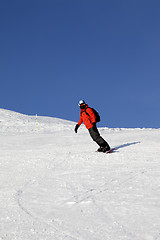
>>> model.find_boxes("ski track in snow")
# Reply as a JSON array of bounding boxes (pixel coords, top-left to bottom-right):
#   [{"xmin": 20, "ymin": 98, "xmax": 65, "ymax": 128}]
[{"xmin": 0, "ymin": 109, "xmax": 160, "ymax": 240}]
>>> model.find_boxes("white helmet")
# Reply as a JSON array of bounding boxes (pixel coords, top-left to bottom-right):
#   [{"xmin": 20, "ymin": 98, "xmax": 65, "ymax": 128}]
[{"xmin": 78, "ymin": 100, "xmax": 86, "ymax": 106}]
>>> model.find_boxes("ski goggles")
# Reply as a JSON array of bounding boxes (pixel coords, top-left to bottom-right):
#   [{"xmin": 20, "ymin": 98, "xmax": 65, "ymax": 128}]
[{"xmin": 79, "ymin": 103, "xmax": 85, "ymax": 107}]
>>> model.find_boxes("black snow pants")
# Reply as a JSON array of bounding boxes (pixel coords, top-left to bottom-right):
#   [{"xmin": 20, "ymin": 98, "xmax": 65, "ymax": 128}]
[{"xmin": 88, "ymin": 125, "xmax": 110, "ymax": 149}]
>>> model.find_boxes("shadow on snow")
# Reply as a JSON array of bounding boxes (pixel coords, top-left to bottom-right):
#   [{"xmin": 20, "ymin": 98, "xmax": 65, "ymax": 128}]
[{"xmin": 114, "ymin": 141, "xmax": 141, "ymax": 151}]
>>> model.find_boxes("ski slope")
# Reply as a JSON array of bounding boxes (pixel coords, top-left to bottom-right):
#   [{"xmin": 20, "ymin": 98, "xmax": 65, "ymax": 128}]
[{"xmin": 0, "ymin": 108, "xmax": 160, "ymax": 240}]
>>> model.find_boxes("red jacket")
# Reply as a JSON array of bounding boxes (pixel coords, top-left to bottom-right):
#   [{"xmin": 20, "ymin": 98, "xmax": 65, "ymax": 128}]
[{"xmin": 78, "ymin": 105, "xmax": 96, "ymax": 129}]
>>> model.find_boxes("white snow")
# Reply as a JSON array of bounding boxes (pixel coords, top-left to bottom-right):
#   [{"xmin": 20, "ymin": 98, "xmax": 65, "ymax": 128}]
[{"xmin": 0, "ymin": 108, "xmax": 160, "ymax": 240}]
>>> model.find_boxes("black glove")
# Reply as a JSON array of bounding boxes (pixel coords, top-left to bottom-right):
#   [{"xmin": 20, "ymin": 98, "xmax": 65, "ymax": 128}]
[{"xmin": 74, "ymin": 124, "xmax": 79, "ymax": 133}]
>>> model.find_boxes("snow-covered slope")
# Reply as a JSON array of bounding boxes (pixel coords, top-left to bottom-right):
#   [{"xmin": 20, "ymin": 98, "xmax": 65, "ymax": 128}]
[
  {"xmin": 0, "ymin": 108, "xmax": 75, "ymax": 133},
  {"xmin": 0, "ymin": 108, "xmax": 160, "ymax": 240}
]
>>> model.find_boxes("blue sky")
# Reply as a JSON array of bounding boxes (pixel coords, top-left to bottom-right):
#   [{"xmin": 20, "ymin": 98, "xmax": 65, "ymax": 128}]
[{"xmin": 0, "ymin": 0, "xmax": 160, "ymax": 128}]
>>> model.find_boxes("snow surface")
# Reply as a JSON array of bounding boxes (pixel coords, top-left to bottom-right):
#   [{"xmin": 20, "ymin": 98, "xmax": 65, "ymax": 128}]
[{"xmin": 0, "ymin": 108, "xmax": 160, "ymax": 240}]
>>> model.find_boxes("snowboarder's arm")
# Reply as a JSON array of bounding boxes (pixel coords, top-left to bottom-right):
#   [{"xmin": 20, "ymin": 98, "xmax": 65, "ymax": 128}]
[
  {"xmin": 75, "ymin": 115, "xmax": 83, "ymax": 133},
  {"xmin": 78, "ymin": 115, "xmax": 83, "ymax": 126}
]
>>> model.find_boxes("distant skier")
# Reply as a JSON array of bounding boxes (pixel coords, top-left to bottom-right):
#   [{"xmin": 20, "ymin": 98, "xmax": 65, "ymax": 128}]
[{"xmin": 74, "ymin": 100, "xmax": 110, "ymax": 152}]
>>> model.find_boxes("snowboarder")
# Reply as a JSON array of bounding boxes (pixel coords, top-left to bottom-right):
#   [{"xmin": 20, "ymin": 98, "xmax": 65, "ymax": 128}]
[{"xmin": 74, "ymin": 100, "xmax": 110, "ymax": 152}]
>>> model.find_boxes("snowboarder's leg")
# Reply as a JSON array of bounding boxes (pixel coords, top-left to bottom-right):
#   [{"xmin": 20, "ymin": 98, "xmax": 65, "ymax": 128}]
[{"xmin": 88, "ymin": 126, "xmax": 110, "ymax": 151}]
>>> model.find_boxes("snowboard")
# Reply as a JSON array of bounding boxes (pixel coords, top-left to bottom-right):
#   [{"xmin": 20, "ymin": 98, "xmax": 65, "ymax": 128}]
[
  {"xmin": 96, "ymin": 148, "xmax": 115, "ymax": 153},
  {"xmin": 106, "ymin": 148, "xmax": 115, "ymax": 153}
]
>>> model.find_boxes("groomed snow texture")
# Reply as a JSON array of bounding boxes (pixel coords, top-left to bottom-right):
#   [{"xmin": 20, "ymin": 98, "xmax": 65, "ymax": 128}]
[{"xmin": 0, "ymin": 108, "xmax": 160, "ymax": 240}]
